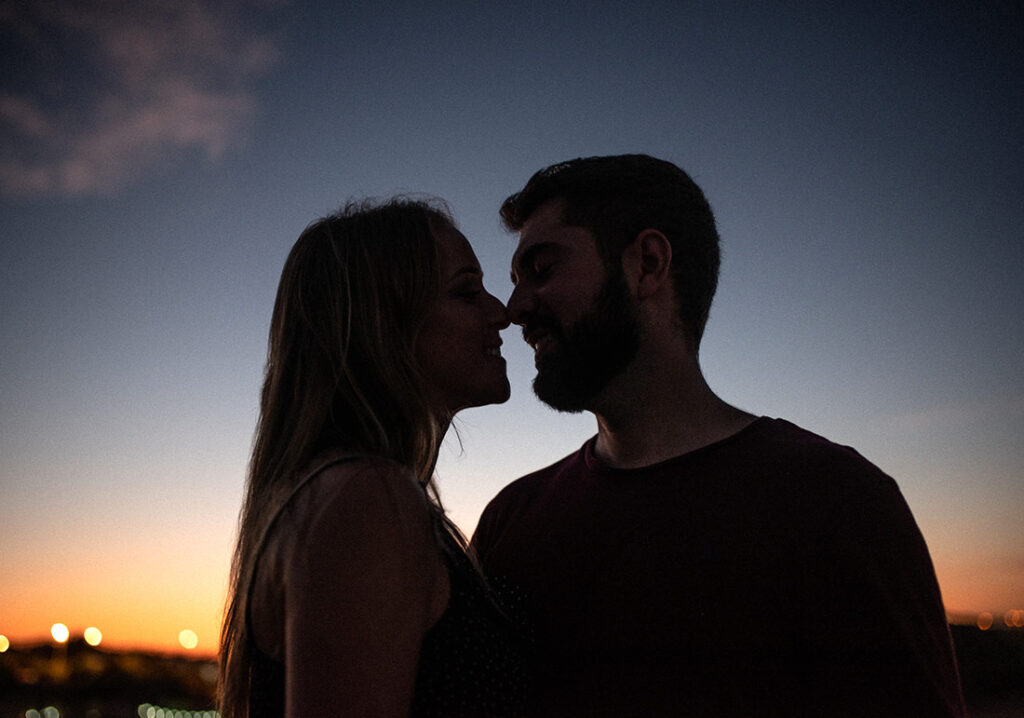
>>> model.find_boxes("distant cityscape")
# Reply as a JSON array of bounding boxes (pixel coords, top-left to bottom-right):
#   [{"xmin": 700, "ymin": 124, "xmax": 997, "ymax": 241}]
[
  {"xmin": 1, "ymin": 623, "xmax": 1021, "ymax": 718},
  {"xmin": 0, "ymin": 638, "xmax": 216, "ymax": 718}
]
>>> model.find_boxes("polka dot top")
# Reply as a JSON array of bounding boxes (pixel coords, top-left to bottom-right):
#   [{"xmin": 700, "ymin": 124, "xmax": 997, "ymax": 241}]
[{"xmin": 411, "ymin": 517, "xmax": 531, "ymax": 717}]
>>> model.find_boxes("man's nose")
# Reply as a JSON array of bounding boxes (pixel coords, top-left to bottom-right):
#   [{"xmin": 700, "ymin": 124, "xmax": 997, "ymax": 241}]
[{"xmin": 506, "ymin": 284, "xmax": 533, "ymax": 326}]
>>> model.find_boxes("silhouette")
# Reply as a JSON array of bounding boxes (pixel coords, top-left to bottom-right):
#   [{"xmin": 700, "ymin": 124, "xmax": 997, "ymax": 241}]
[
  {"xmin": 472, "ymin": 155, "xmax": 966, "ymax": 717},
  {"xmin": 219, "ymin": 199, "xmax": 527, "ymax": 716}
]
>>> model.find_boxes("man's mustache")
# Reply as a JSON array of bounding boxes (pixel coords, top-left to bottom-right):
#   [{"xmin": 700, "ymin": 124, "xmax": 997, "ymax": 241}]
[{"xmin": 522, "ymin": 318, "xmax": 562, "ymax": 346}]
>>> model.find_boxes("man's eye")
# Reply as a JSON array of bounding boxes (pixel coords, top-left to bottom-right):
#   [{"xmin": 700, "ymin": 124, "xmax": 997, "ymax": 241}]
[{"xmin": 534, "ymin": 260, "xmax": 554, "ymax": 278}]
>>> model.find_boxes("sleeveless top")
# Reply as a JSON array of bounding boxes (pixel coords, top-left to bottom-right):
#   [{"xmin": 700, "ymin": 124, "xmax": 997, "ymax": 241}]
[
  {"xmin": 410, "ymin": 516, "xmax": 530, "ymax": 716},
  {"xmin": 246, "ymin": 457, "xmax": 530, "ymax": 717}
]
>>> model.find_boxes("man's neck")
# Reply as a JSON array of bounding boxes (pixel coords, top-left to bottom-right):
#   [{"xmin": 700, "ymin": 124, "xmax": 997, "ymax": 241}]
[{"xmin": 590, "ymin": 357, "xmax": 756, "ymax": 470}]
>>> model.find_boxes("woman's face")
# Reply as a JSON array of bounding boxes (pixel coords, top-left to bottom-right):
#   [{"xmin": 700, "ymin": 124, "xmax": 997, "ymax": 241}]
[{"xmin": 416, "ymin": 225, "xmax": 511, "ymax": 415}]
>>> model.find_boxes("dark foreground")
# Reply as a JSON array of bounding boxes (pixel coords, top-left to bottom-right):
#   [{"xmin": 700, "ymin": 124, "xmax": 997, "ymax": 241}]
[{"xmin": 1, "ymin": 625, "xmax": 1021, "ymax": 717}]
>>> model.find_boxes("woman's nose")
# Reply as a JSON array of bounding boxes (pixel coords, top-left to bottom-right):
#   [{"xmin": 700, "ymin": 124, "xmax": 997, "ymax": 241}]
[
  {"xmin": 505, "ymin": 284, "xmax": 531, "ymax": 326},
  {"xmin": 488, "ymin": 292, "xmax": 511, "ymax": 330}
]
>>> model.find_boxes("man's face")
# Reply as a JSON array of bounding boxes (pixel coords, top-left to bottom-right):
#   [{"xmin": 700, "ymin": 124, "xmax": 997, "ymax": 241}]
[{"xmin": 508, "ymin": 201, "xmax": 639, "ymax": 412}]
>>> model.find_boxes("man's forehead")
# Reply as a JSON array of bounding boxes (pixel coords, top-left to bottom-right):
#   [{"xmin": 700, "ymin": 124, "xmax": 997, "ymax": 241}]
[
  {"xmin": 515, "ymin": 218, "xmax": 591, "ymax": 257},
  {"xmin": 517, "ymin": 199, "xmax": 566, "ymax": 239}
]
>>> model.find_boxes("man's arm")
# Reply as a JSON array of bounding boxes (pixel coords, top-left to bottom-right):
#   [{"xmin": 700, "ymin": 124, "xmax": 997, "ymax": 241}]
[{"xmin": 802, "ymin": 474, "xmax": 966, "ymax": 717}]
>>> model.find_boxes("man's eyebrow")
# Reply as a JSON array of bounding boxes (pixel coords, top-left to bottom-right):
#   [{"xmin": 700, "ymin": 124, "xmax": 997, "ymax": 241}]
[{"xmin": 510, "ymin": 242, "xmax": 558, "ymax": 283}]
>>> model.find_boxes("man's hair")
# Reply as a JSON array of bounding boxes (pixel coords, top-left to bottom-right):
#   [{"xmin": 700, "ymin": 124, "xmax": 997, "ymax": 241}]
[{"xmin": 500, "ymin": 154, "xmax": 721, "ymax": 345}]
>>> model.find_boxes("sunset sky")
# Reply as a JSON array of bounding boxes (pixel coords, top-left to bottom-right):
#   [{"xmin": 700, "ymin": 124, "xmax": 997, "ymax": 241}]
[{"xmin": 1, "ymin": 1, "xmax": 1022, "ymax": 655}]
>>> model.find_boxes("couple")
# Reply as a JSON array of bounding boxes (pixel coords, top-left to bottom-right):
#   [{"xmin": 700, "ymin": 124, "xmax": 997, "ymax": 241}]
[{"xmin": 219, "ymin": 155, "xmax": 966, "ymax": 717}]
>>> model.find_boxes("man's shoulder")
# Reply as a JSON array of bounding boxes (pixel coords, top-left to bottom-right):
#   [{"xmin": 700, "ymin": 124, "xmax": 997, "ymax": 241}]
[
  {"xmin": 471, "ymin": 446, "xmax": 583, "ymax": 556},
  {"xmin": 749, "ymin": 417, "xmax": 897, "ymax": 494},
  {"xmin": 486, "ymin": 442, "xmax": 589, "ymax": 508}
]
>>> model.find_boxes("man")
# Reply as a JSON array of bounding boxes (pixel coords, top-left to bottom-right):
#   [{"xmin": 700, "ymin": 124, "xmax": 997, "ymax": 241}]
[{"xmin": 472, "ymin": 155, "xmax": 965, "ymax": 717}]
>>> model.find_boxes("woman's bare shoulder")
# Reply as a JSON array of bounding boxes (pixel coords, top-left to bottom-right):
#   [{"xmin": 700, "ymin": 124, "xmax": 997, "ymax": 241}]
[
  {"xmin": 251, "ymin": 453, "xmax": 447, "ymax": 659},
  {"xmin": 294, "ymin": 453, "xmax": 433, "ymax": 540}
]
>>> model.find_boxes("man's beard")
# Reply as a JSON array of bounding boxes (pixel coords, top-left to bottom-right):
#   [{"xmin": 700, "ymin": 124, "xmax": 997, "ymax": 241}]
[{"xmin": 531, "ymin": 270, "xmax": 640, "ymax": 412}]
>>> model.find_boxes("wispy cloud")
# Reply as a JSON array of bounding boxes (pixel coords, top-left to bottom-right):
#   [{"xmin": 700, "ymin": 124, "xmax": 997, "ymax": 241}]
[
  {"xmin": 886, "ymin": 394, "xmax": 1024, "ymax": 434},
  {"xmin": 0, "ymin": 0, "xmax": 280, "ymax": 197}
]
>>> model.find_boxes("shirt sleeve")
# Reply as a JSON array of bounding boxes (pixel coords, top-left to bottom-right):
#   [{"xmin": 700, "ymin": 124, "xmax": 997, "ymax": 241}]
[
  {"xmin": 469, "ymin": 494, "xmax": 501, "ymax": 564},
  {"xmin": 800, "ymin": 473, "xmax": 966, "ymax": 717},
  {"xmin": 281, "ymin": 461, "xmax": 449, "ymax": 717}
]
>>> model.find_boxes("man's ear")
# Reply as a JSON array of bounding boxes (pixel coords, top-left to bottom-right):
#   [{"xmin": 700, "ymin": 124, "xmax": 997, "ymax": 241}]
[{"xmin": 623, "ymin": 229, "xmax": 672, "ymax": 300}]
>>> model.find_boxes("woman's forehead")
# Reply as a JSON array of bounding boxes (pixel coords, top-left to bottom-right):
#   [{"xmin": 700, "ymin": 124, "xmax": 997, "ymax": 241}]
[{"xmin": 435, "ymin": 225, "xmax": 481, "ymax": 279}]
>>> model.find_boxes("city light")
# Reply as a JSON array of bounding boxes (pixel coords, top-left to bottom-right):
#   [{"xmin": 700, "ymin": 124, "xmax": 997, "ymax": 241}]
[
  {"xmin": 84, "ymin": 626, "xmax": 103, "ymax": 646},
  {"xmin": 179, "ymin": 629, "xmax": 199, "ymax": 650},
  {"xmin": 50, "ymin": 623, "xmax": 70, "ymax": 643},
  {"xmin": 138, "ymin": 703, "xmax": 219, "ymax": 718},
  {"xmin": 0, "ymin": 634, "xmax": 9, "ymax": 652},
  {"xmin": 25, "ymin": 708, "xmax": 60, "ymax": 718}
]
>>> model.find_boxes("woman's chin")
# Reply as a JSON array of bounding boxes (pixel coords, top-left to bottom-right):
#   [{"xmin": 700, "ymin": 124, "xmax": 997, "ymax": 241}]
[{"xmin": 454, "ymin": 381, "xmax": 512, "ymax": 414}]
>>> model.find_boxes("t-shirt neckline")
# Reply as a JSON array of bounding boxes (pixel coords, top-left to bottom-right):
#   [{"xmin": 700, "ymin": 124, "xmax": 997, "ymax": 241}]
[{"xmin": 581, "ymin": 415, "xmax": 772, "ymax": 477}]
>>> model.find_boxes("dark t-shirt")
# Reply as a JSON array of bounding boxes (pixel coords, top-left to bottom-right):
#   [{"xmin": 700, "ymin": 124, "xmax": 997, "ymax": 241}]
[{"xmin": 472, "ymin": 417, "xmax": 965, "ymax": 717}]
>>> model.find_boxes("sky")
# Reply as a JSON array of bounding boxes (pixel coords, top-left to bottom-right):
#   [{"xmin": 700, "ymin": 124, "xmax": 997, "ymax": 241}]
[{"xmin": 1, "ymin": 0, "xmax": 1022, "ymax": 655}]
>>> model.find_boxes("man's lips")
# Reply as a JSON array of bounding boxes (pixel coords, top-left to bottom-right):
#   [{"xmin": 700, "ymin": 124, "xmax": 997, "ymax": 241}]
[
  {"xmin": 484, "ymin": 338, "xmax": 504, "ymax": 359},
  {"xmin": 523, "ymin": 324, "xmax": 559, "ymax": 356}
]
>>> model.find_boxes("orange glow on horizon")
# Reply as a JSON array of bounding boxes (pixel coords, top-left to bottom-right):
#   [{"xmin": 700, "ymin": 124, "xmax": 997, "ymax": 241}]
[
  {"xmin": 0, "ymin": 530, "xmax": 1019, "ymax": 657},
  {"xmin": 1, "ymin": 508, "xmax": 233, "ymax": 655},
  {"xmin": 931, "ymin": 556, "xmax": 1024, "ymax": 620},
  {"xmin": 2, "ymin": 555, "xmax": 227, "ymax": 656}
]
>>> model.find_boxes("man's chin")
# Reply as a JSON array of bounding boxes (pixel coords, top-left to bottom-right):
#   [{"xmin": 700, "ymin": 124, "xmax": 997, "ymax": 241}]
[{"xmin": 532, "ymin": 371, "xmax": 591, "ymax": 414}]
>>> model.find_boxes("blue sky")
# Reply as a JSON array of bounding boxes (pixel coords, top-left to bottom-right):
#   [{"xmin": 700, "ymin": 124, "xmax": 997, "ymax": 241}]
[{"xmin": 1, "ymin": 0, "xmax": 1022, "ymax": 650}]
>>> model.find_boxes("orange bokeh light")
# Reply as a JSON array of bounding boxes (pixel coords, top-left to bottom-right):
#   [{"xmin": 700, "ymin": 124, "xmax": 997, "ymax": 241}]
[
  {"xmin": 50, "ymin": 623, "xmax": 70, "ymax": 643},
  {"xmin": 84, "ymin": 626, "xmax": 103, "ymax": 646},
  {"xmin": 178, "ymin": 629, "xmax": 199, "ymax": 650}
]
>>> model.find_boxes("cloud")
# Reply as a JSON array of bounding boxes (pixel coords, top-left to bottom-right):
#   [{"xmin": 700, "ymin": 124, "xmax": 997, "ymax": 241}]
[
  {"xmin": 0, "ymin": 0, "xmax": 281, "ymax": 197},
  {"xmin": 886, "ymin": 394, "xmax": 1024, "ymax": 434}
]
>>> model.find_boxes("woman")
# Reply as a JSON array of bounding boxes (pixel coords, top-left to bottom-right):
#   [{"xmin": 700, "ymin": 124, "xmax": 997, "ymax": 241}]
[{"xmin": 219, "ymin": 199, "xmax": 527, "ymax": 717}]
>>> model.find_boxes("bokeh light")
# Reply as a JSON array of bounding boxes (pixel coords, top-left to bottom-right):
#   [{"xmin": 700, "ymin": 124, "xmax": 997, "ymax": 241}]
[
  {"xmin": 50, "ymin": 623, "xmax": 70, "ymax": 643},
  {"xmin": 24, "ymin": 710, "xmax": 61, "ymax": 718},
  {"xmin": 84, "ymin": 626, "xmax": 103, "ymax": 646},
  {"xmin": 0, "ymin": 634, "xmax": 9, "ymax": 652},
  {"xmin": 178, "ymin": 629, "xmax": 199, "ymax": 650},
  {"xmin": 977, "ymin": 612, "xmax": 994, "ymax": 630},
  {"xmin": 138, "ymin": 704, "xmax": 220, "ymax": 718}
]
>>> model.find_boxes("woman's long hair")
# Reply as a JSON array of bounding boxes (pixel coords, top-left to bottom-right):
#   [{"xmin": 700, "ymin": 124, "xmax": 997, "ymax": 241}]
[{"xmin": 219, "ymin": 198, "xmax": 457, "ymax": 717}]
